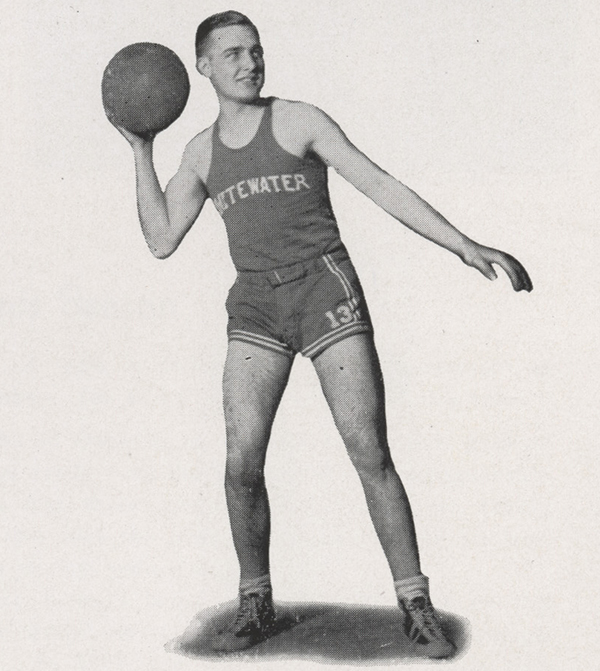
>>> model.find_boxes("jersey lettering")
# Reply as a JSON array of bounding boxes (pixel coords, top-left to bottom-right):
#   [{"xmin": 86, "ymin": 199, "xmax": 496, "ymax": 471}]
[
  {"xmin": 247, "ymin": 177, "xmax": 260, "ymax": 195},
  {"xmin": 213, "ymin": 173, "xmax": 312, "ymax": 215},
  {"xmin": 224, "ymin": 185, "xmax": 236, "ymax": 206},
  {"xmin": 267, "ymin": 175, "xmax": 282, "ymax": 192},
  {"xmin": 294, "ymin": 174, "xmax": 310, "ymax": 190}
]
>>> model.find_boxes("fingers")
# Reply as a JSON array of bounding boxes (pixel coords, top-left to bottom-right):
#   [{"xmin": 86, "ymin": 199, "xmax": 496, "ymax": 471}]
[
  {"xmin": 105, "ymin": 111, "xmax": 156, "ymax": 145},
  {"xmin": 473, "ymin": 257, "xmax": 498, "ymax": 282},
  {"xmin": 112, "ymin": 122, "xmax": 156, "ymax": 147},
  {"xmin": 468, "ymin": 247, "xmax": 533, "ymax": 292},
  {"xmin": 494, "ymin": 252, "xmax": 534, "ymax": 292}
]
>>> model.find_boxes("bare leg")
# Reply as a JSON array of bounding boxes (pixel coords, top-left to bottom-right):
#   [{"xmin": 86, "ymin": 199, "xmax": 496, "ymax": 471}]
[
  {"xmin": 312, "ymin": 333, "xmax": 421, "ymax": 580},
  {"xmin": 222, "ymin": 340, "xmax": 293, "ymax": 582}
]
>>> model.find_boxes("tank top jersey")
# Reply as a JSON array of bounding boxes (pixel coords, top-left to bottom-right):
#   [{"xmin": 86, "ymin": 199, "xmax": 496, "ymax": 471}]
[{"xmin": 205, "ymin": 98, "xmax": 343, "ymax": 272}]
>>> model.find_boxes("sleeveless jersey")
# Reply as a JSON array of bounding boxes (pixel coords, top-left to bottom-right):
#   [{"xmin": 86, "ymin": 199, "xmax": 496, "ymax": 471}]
[{"xmin": 205, "ymin": 98, "xmax": 343, "ymax": 272}]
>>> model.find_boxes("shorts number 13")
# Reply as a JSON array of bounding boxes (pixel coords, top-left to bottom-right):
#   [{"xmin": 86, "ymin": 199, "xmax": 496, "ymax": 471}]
[{"xmin": 325, "ymin": 300, "xmax": 361, "ymax": 329}]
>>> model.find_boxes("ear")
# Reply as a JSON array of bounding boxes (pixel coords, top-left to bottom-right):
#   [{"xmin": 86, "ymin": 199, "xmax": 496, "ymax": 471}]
[{"xmin": 196, "ymin": 55, "xmax": 211, "ymax": 78}]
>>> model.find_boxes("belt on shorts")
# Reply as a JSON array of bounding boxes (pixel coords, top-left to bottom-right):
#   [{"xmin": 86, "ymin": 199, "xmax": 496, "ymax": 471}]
[{"xmin": 235, "ymin": 247, "xmax": 349, "ymax": 287}]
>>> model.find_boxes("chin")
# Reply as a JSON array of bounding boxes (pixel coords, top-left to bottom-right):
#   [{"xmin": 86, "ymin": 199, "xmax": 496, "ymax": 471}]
[{"xmin": 239, "ymin": 88, "xmax": 264, "ymax": 103}]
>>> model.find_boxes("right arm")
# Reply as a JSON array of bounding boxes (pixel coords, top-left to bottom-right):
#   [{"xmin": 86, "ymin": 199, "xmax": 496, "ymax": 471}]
[{"xmin": 120, "ymin": 128, "xmax": 208, "ymax": 258}]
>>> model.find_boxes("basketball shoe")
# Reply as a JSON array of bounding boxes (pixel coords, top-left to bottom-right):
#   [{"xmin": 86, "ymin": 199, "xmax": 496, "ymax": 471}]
[
  {"xmin": 400, "ymin": 595, "xmax": 456, "ymax": 659},
  {"xmin": 212, "ymin": 588, "xmax": 277, "ymax": 652}
]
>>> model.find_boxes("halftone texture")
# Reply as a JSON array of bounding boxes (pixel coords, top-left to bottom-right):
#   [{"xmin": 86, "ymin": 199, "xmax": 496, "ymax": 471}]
[
  {"xmin": 240, "ymin": 573, "xmax": 272, "ymax": 594},
  {"xmin": 167, "ymin": 599, "xmax": 469, "ymax": 661},
  {"xmin": 102, "ymin": 42, "xmax": 190, "ymax": 134},
  {"xmin": 393, "ymin": 573, "xmax": 429, "ymax": 602}
]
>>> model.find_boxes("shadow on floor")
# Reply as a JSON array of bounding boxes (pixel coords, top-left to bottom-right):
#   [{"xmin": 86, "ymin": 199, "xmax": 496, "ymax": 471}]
[{"xmin": 166, "ymin": 600, "xmax": 470, "ymax": 665}]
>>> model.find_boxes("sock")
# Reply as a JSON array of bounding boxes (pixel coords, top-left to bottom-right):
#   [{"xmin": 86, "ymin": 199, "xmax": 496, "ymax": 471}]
[
  {"xmin": 394, "ymin": 574, "xmax": 430, "ymax": 604},
  {"xmin": 239, "ymin": 573, "xmax": 272, "ymax": 595}
]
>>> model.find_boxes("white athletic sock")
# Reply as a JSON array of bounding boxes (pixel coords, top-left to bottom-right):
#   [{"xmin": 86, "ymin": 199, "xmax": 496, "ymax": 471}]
[
  {"xmin": 239, "ymin": 573, "xmax": 272, "ymax": 595},
  {"xmin": 394, "ymin": 574, "xmax": 430, "ymax": 603}
]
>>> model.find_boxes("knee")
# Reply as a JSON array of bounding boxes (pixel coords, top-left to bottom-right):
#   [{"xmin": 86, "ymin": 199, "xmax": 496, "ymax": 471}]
[
  {"xmin": 225, "ymin": 446, "xmax": 266, "ymax": 496},
  {"xmin": 342, "ymin": 425, "xmax": 394, "ymax": 480},
  {"xmin": 351, "ymin": 449, "xmax": 394, "ymax": 482},
  {"xmin": 224, "ymin": 402, "xmax": 271, "ymax": 452},
  {"xmin": 224, "ymin": 409, "xmax": 270, "ymax": 495}
]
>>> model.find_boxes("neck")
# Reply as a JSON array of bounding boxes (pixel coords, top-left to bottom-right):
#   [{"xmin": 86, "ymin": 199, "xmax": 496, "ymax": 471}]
[{"xmin": 216, "ymin": 95, "xmax": 269, "ymax": 124}]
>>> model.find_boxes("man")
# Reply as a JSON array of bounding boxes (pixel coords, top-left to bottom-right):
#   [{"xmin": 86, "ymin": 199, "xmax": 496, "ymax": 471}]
[{"xmin": 111, "ymin": 11, "xmax": 532, "ymax": 659}]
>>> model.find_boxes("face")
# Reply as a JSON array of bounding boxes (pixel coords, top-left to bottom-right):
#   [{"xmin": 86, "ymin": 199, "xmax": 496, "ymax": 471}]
[{"xmin": 197, "ymin": 25, "xmax": 265, "ymax": 102}]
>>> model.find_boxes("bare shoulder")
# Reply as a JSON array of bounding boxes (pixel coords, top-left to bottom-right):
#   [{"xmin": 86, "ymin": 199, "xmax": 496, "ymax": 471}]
[
  {"xmin": 272, "ymin": 97, "xmax": 333, "ymax": 128},
  {"xmin": 271, "ymin": 98, "xmax": 337, "ymax": 156},
  {"xmin": 180, "ymin": 125, "xmax": 214, "ymax": 184}
]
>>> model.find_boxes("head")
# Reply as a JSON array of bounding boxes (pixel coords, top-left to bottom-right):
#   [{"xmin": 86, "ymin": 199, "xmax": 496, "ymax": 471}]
[
  {"xmin": 195, "ymin": 11, "xmax": 259, "ymax": 59},
  {"xmin": 195, "ymin": 12, "xmax": 264, "ymax": 103}
]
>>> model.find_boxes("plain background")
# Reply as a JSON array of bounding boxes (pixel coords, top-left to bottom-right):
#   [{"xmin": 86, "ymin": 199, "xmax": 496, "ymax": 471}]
[{"xmin": 2, "ymin": 1, "xmax": 598, "ymax": 669}]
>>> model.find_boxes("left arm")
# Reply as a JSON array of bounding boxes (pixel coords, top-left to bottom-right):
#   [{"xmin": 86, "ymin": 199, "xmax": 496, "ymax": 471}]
[{"xmin": 303, "ymin": 105, "xmax": 532, "ymax": 292}]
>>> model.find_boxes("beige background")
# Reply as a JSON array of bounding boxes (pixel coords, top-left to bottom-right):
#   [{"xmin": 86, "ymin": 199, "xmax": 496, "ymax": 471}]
[{"xmin": 2, "ymin": 0, "xmax": 598, "ymax": 669}]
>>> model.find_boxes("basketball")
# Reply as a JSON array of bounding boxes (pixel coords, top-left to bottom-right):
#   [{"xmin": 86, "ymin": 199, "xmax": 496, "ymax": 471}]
[{"xmin": 102, "ymin": 42, "xmax": 190, "ymax": 135}]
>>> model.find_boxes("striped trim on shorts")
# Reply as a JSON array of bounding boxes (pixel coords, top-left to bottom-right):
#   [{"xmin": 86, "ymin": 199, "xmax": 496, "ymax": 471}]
[{"xmin": 226, "ymin": 248, "xmax": 373, "ymax": 360}]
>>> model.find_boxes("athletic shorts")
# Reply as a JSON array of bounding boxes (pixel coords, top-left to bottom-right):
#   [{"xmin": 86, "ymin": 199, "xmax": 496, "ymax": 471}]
[{"xmin": 225, "ymin": 247, "xmax": 373, "ymax": 359}]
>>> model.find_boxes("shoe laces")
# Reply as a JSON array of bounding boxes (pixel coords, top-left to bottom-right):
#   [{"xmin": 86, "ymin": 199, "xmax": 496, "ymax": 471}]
[
  {"xmin": 403, "ymin": 596, "xmax": 447, "ymax": 643},
  {"xmin": 233, "ymin": 591, "xmax": 269, "ymax": 636}
]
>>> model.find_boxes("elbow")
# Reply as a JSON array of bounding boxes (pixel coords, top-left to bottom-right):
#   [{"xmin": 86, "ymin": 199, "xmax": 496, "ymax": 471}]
[
  {"xmin": 148, "ymin": 239, "xmax": 176, "ymax": 259},
  {"xmin": 151, "ymin": 249, "xmax": 171, "ymax": 260}
]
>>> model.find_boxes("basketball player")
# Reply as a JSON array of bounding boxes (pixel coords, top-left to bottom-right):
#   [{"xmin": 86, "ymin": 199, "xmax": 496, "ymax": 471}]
[{"xmin": 112, "ymin": 11, "xmax": 532, "ymax": 659}]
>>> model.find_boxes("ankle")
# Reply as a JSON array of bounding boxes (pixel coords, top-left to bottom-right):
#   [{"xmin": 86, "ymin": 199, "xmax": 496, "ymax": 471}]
[
  {"xmin": 239, "ymin": 573, "xmax": 272, "ymax": 595},
  {"xmin": 394, "ymin": 573, "xmax": 429, "ymax": 603}
]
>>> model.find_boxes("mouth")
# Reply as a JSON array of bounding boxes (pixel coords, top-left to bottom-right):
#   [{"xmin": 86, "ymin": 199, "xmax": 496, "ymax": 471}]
[{"xmin": 237, "ymin": 74, "xmax": 262, "ymax": 85}]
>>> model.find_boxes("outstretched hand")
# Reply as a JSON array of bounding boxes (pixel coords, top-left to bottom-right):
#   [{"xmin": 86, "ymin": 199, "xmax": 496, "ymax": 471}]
[{"xmin": 463, "ymin": 244, "xmax": 533, "ymax": 292}]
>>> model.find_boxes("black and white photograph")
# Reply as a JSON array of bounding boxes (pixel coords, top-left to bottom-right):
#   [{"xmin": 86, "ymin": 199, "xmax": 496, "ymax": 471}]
[{"xmin": 2, "ymin": 1, "xmax": 597, "ymax": 669}]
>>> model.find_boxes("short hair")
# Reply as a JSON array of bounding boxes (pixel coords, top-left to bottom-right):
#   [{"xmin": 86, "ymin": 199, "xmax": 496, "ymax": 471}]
[{"xmin": 195, "ymin": 11, "xmax": 260, "ymax": 58}]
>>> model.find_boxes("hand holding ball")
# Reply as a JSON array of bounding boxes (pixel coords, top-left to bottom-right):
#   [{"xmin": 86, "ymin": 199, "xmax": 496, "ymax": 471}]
[{"xmin": 102, "ymin": 43, "xmax": 190, "ymax": 136}]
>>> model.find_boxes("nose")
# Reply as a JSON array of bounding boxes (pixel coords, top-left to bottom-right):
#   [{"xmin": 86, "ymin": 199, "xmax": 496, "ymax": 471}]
[{"xmin": 241, "ymin": 49, "xmax": 259, "ymax": 71}]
